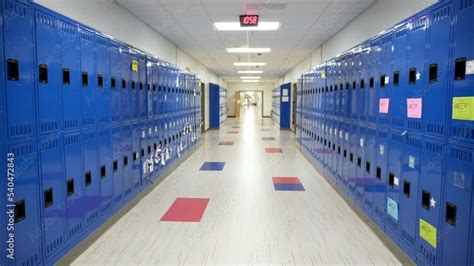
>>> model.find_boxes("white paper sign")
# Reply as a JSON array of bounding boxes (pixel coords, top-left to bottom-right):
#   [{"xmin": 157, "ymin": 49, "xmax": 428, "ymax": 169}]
[
  {"xmin": 467, "ymin": 60, "xmax": 474, "ymax": 75},
  {"xmin": 282, "ymin": 96, "xmax": 289, "ymax": 102},
  {"xmin": 379, "ymin": 144, "xmax": 385, "ymax": 155},
  {"xmin": 385, "ymin": 76, "xmax": 390, "ymax": 84},
  {"xmin": 409, "ymin": 155, "xmax": 416, "ymax": 169},
  {"xmin": 394, "ymin": 177, "xmax": 399, "ymax": 186},
  {"xmin": 283, "ymin": 89, "xmax": 289, "ymax": 96},
  {"xmin": 360, "ymin": 138, "xmax": 364, "ymax": 147}
]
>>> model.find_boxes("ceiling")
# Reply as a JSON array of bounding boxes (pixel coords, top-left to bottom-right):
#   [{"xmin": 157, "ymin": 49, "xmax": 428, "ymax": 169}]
[{"xmin": 117, "ymin": 0, "xmax": 375, "ymax": 82}]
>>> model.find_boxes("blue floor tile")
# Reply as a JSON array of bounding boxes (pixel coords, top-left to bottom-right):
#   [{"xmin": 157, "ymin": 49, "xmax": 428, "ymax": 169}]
[
  {"xmin": 200, "ymin": 162, "xmax": 226, "ymax": 171},
  {"xmin": 273, "ymin": 183, "xmax": 305, "ymax": 191}
]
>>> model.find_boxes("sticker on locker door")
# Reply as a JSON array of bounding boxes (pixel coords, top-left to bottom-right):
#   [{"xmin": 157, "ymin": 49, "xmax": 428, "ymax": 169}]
[
  {"xmin": 420, "ymin": 219, "xmax": 437, "ymax": 248},
  {"xmin": 379, "ymin": 98, "xmax": 390, "ymax": 114},
  {"xmin": 387, "ymin": 197, "xmax": 399, "ymax": 220},
  {"xmin": 385, "ymin": 76, "xmax": 390, "ymax": 84},
  {"xmin": 466, "ymin": 60, "xmax": 474, "ymax": 75},
  {"xmin": 131, "ymin": 60, "xmax": 138, "ymax": 72},
  {"xmin": 452, "ymin": 97, "xmax": 474, "ymax": 121},
  {"xmin": 407, "ymin": 98, "xmax": 422, "ymax": 118},
  {"xmin": 409, "ymin": 155, "xmax": 416, "ymax": 169},
  {"xmin": 379, "ymin": 144, "xmax": 385, "ymax": 155}
]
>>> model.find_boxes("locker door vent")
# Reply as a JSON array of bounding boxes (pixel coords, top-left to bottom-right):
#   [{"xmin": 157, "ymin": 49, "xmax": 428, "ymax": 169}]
[
  {"xmin": 99, "ymin": 129, "xmax": 108, "ymax": 137},
  {"xmin": 6, "ymin": 1, "xmax": 27, "ymax": 16},
  {"xmin": 420, "ymin": 245, "xmax": 436, "ymax": 264},
  {"xmin": 433, "ymin": 6, "xmax": 451, "ymax": 22},
  {"xmin": 9, "ymin": 143, "xmax": 33, "ymax": 156},
  {"xmin": 97, "ymin": 37, "xmax": 107, "ymax": 46},
  {"xmin": 425, "ymin": 141, "xmax": 443, "ymax": 154},
  {"xmin": 406, "ymin": 137, "xmax": 421, "ymax": 148},
  {"xmin": 460, "ymin": 0, "xmax": 473, "ymax": 10},
  {"xmin": 84, "ymin": 132, "xmax": 96, "ymax": 141},
  {"xmin": 36, "ymin": 12, "xmax": 55, "ymax": 27},
  {"xmin": 450, "ymin": 147, "xmax": 473, "ymax": 163},
  {"xmin": 452, "ymin": 126, "xmax": 474, "ymax": 142},
  {"xmin": 61, "ymin": 21, "xmax": 76, "ymax": 34},
  {"xmin": 410, "ymin": 17, "xmax": 427, "ymax": 31},
  {"xmin": 395, "ymin": 28, "xmax": 407, "ymax": 38},
  {"xmin": 65, "ymin": 135, "xmax": 79, "ymax": 145},
  {"xmin": 46, "ymin": 235, "xmax": 63, "ymax": 255},
  {"xmin": 39, "ymin": 138, "xmax": 59, "ymax": 151},
  {"xmin": 427, "ymin": 123, "xmax": 444, "ymax": 135}
]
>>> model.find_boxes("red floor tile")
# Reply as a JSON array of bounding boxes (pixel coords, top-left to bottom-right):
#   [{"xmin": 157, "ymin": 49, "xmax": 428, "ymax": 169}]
[
  {"xmin": 265, "ymin": 147, "xmax": 283, "ymax": 153},
  {"xmin": 161, "ymin": 198, "xmax": 210, "ymax": 222},
  {"xmin": 228, "ymin": 131, "xmax": 239, "ymax": 134},
  {"xmin": 272, "ymin": 177, "xmax": 301, "ymax": 184}
]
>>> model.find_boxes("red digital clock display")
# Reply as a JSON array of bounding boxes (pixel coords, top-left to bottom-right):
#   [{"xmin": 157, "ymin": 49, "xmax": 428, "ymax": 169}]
[{"xmin": 240, "ymin": 15, "xmax": 259, "ymax": 27}]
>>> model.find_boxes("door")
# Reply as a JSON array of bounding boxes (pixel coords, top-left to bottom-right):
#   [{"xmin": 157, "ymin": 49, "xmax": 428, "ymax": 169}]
[
  {"xmin": 292, "ymin": 83, "xmax": 297, "ymax": 131},
  {"xmin": 200, "ymin": 82, "xmax": 205, "ymax": 132},
  {"xmin": 235, "ymin": 91, "xmax": 241, "ymax": 118}
]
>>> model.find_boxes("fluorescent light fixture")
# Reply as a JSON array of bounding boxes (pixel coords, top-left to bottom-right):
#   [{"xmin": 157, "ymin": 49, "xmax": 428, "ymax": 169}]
[
  {"xmin": 234, "ymin": 62, "xmax": 266, "ymax": 66},
  {"xmin": 242, "ymin": 80, "xmax": 260, "ymax": 83},
  {"xmin": 227, "ymin": 47, "xmax": 271, "ymax": 53},
  {"xmin": 238, "ymin": 70, "xmax": 263, "ymax": 74},
  {"xmin": 241, "ymin": 76, "xmax": 261, "ymax": 79},
  {"xmin": 214, "ymin": 22, "xmax": 280, "ymax": 31}
]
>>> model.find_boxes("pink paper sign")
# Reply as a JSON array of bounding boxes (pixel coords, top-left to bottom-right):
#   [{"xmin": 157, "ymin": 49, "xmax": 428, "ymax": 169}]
[
  {"xmin": 407, "ymin": 98, "xmax": 423, "ymax": 118},
  {"xmin": 379, "ymin": 98, "xmax": 390, "ymax": 114}
]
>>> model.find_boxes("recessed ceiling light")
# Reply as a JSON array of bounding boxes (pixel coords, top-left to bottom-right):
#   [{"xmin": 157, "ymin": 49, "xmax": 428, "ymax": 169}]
[
  {"xmin": 234, "ymin": 62, "xmax": 266, "ymax": 66},
  {"xmin": 238, "ymin": 70, "xmax": 263, "ymax": 74},
  {"xmin": 241, "ymin": 76, "xmax": 261, "ymax": 79},
  {"xmin": 214, "ymin": 22, "xmax": 280, "ymax": 31},
  {"xmin": 242, "ymin": 80, "xmax": 260, "ymax": 83},
  {"xmin": 227, "ymin": 47, "xmax": 271, "ymax": 53}
]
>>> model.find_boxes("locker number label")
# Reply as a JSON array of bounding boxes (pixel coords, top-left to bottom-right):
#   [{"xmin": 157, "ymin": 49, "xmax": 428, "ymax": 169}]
[{"xmin": 131, "ymin": 60, "xmax": 139, "ymax": 73}]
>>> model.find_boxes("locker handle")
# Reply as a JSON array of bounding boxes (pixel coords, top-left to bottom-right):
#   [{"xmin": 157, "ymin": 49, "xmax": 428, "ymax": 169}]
[
  {"xmin": 38, "ymin": 64, "xmax": 48, "ymax": 83},
  {"xmin": 140, "ymin": 82, "xmax": 144, "ymax": 91},
  {"xmin": 111, "ymin": 77, "xmax": 116, "ymax": 88},
  {"xmin": 44, "ymin": 188, "xmax": 54, "ymax": 208},
  {"xmin": 98, "ymin": 74, "xmax": 104, "ymax": 88},
  {"xmin": 365, "ymin": 161, "xmax": 371, "ymax": 174},
  {"xmin": 403, "ymin": 181, "xmax": 411, "ymax": 198},
  {"xmin": 429, "ymin": 64, "xmax": 438, "ymax": 83},
  {"xmin": 350, "ymin": 153, "xmax": 354, "ymax": 163},
  {"xmin": 85, "ymin": 171, "xmax": 92, "ymax": 187},
  {"xmin": 357, "ymin": 157, "xmax": 362, "ymax": 168},
  {"xmin": 122, "ymin": 79, "xmax": 126, "ymax": 89},
  {"xmin": 82, "ymin": 72, "xmax": 89, "ymax": 87},
  {"xmin": 134, "ymin": 152, "xmax": 139, "ymax": 162},
  {"xmin": 421, "ymin": 190, "xmax": 431, "ymax": 210},
  {"xmin": 408, "ymin": 68, "xmax": 417, "ymax": 84},
  {"xmin": 123, "ymin": 156, "xmax": 129, "ymax": 167},
  {"xmin": 446, "ymin": 202, "xmax": 457, "ymax": 226},
  {"xmin": 100, "ymin": 165, "xmax": 107, "ymax": 179},
  {"xmin": 14, "ymin": 200, "xmax": 26, "ymax": 223},
  {"xmin": 7, "ymin": 59, "xmax": 19, "ymax": 81},
  {"xmin": 113, "ymin": 160, "xmax": 118, "ymax": 172},
  {"xmin": 67, "ymin": 178, "xmax": 75, "ymax": 196},
  {"xmin": 132, "ymin": 81, "xmax": 136, "ymax": 89},
  {"xmin": 63, "ymin": 68, "xmax": 71, "ymax": 85},
  {"xmin": 388, "ymin": 172, "xmax": 395, "ymax": 187},
  {"xmin": 361, "ymin": 79, "xmax": 365, "ymax": 89},
  {"xmin": 376, "ymin": 167, "xmax": 382, "ymax": 181},
  {"xmin": 393, "ymin": 71, "xmax": 400, "ymax": 87},
  {"xmin": 454, "ymin": 58, "xmax": 466, "ymax": 81},
  {"xmin": 379, "ymin": 75, "xmax": 385, "ymax": 88}
]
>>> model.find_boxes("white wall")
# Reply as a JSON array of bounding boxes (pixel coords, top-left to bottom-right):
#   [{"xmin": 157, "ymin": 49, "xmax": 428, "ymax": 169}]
[
  {"xmin": 226, "ymin": 83, "xmax": 275, "ymax": 117},
  {"xmin": 282, "ymin": 0, "xmax": 437, "ymax": 83},
  {"xmin": 34, "ymin": 0, "xmax": 226, "ymax": 130}
]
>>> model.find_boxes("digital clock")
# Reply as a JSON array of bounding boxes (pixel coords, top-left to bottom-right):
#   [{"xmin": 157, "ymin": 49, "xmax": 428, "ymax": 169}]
[{"xmin": 240, "ymin": 15, "xmax": 259, "ymax": 27}]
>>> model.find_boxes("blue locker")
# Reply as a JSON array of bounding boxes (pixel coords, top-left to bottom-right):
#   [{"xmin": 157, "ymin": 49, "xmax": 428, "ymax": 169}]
[
  {"xmin": 368, "ymin": 39, "xmax": 380, "ymax": 125},
  {"xmin": 336, "ymin": 121, "xmax": 344, "ymax": 182},
  {"xmin": 112, "ymin": 125, "xmax": 123, "ymax": 203},
  {"xmin": 373, "ymin": 129, "xmax": 389, "ymax": 229},
  {"xmin": 38, "ymin": 135, "xmax": 67, "ymax": 260},
  {"xmin": 416, "ymin": 138, "xmax": 445, "ymax": 265},
  {"xmin": 156, "ymin": 65, "xmax": 164, "ymax": 117},
  {"xmin": 139, "ymin": 55, "xmax": 147, "ymax": 120},
  {"xmin": 448, "ymin": 2, "xmax": 474, "ymax": 145},
  {"xmin": 354, "ymin": 124, "xmax": 365, "ymax": 202},
  {"xmin": 341, "ymin": 123, "xmax": 351, "ymax": 192},
  {"xmin": 146, "ymin": 58, "xmax": 155, "ymax": 119},
  {"xmin": 122, "ymin": 123, "xmax": 133, "ymax": 197},
  {"xmin": 6, "ymin": 141, "xmax": 42, "ymax": 265},
  {"xmin": 132, "ymin": 121, "xmax": 142, "ymax": 190},
  {"xmin": 109, "ymin": 41, "xmax": 121, "ymax": 124},
  {"xmin": 120, "ymin": 45, "xmax": 131, "ymax": 122},
  {"xmin": 358, "ymin": 43, "xmax": 369, "ymax": 124},
  {"xmin": 4, "ymin": 0, "xmax": 36, "ymax": 140},
  {"xmin": 80, "ymin": 27, "xmax": 97, "ymax": 128},
  {"xmin": 63, "ymin": 132, "xmax": 84, "ymax": 245},
  {"xmin": 423, "ymin": 4, "xmax": 452, "ymax": 139},
  {"xmin": 209, "ymin": 83, "xmax": 221, "ymax": 128},
  {"xmin": 59, "ymin": 20, "xmax": 82, "ymax": 131},
  {"xmin": 378, "ymin": 32, "xmax": 393, "ymax": 128},
  {"xmin": 35, "ymin": 11, "xmax": 62, "ymax": 136},
  {"xmin": 347, "ymin": 123, "xmax": 359, "ymax": 197},
  {"xmin": 348, "ymin": 55, "xmax": 358, "ymax": 120},
  {"xmin": 96, "ymin": 35, "xmax": 111, "ymax": 125},
  {"xmin": 363, "ymin": 126, "xmax": 377, "ymax": 215},
  {"xmin": 405, "ymin": 16, "xmax": 428, "ymax": 134},
  {"xmin": 83, "ymin": 129, "xmax": 101, "ymax": 226},
  {"xmin": 386, "ymin": 130, "xmax": 403, "ymax": 241},
  {"xmin": 399, "ymin": 134, "xmax": 422, "ymax": 259},
  {"xmin": 391, "ymin": 24, "xmax": 408, "ymax": 130},
  {"xmin": 98, "ymin": 127, "xmax": 113, "ymax": 214},
  {"xmin": 140, "ymin": 122, "xmax": 150, "ymax": 184},
  {"xmin": 130, "ymin": 50, "xmax": 140, "ymax": 121},
  {"xmin": 440, "ymin": 144, "xmax": 473, "ymax": 265}
]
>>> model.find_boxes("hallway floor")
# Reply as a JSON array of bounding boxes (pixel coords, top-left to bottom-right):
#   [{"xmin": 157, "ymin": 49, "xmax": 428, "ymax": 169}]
[{"xmin": 72, "ymin": 107, "xmax": 402, "ymax": 265}]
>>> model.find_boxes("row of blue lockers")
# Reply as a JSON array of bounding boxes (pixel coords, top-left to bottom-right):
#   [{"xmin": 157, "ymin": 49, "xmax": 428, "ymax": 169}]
[
  {"xmin": 0, "ymin": 0, "xmax": 201, "ymax": 144},
  {"xmin": 208, "ymin": 83, "xmax": 227, "ymax": 129},
  {"xmin": 0, "ymin": 0, "xmax": 203, "ymax": 265},
  {"xmin": 297, "ymin": 0, "xmax": 473, "ymax": 265},
  {"xmin": 271, "ymin": 83, "xmax": 291, "ymax": 129},
  {"xmin": 299, "ymin": 0, "xmax": 473, "ymax": 146}
]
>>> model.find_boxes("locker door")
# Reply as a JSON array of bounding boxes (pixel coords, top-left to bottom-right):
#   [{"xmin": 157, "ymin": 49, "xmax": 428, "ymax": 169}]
[
  {"xmin": 122, "ymin": 123, "xmax": 133, "ymax": 197},
  {"xmin": 355, "ymin": 125, "xmax": 365, "ymax": 202},
  {"xmin": 406, "ymin": 16, "xmax": 428, "ymax": 134},
  {"xmin": 140, "ymin": 123, "xmax": 149, "ymax": 185},
  {"xmin": 416, "ymin": 139, "xmax": 444, "ymax": 265},
  {"xmin": 374, "ymin": 129, "xmax": 389, "ymax": 228},
  {"xmin": 112, "ymin": 126, "xmax": 123, "ymax": 203},
  {"xmin": 441, "ymin": 144, "xmax": 473, "ymax": 265},
  {"xmin": 80, "ymin": 28, "xmax": 97, "ymax": 128},
  {"xmin": 349, "ymin": 55, "xmax": 358, "ymax": 120},
  {"xmin": 156, "ymin": 65, "xmax": 162, "ymax": 117},
  {"xmin": 109, "ymin": 42, "xmax": 121, "ymax": 124},
  {"xmin": 96, "ymin": 36, "xmax": 111, "ymax": 125},
  {"xmin": 146, "ymin": 58, "xmax": 154, "ymax": 120},
  {"xmin": 423, "ymin": 4, "xmax": 452, "ymax": 139},
  {"xmin": 391, "ymin": 25, "xmax": 408, "ymax": 130},
  {"xmin": 358, "ymin": 44, "xmax": 369, "ymax": 123},
  {"xmin": 35, "ymin": 11, "xmax": 62, "ymax": 136},
  {"xmin": 4, "ymin": 0, "xmax": 36, "ymax": 140},
  {"xmin": 399, "ymin": 134, "xmax": 421, "ymax": 257},
  {"xmin": 386, "ymin": 131, "xmax": 403, "ymax": 241},
  {"xmin": 369, "ymin": 39, "xmax": 381, "ymax": 125},
  {"xmin": 348, "ymin": 123, "xmax": 358, "ymax": 196},
  {"xmin": 60, "ymin": 21, "xmax": 82, "ymax": 131},
  {"xmin": 120, "ymin": 46, "xmax": 131, "ymax": 122},
  {"xmin": 98, "ymin": 127, "xmax": 113, "ymax": 214},
  {"xmin": 7, "ymin": 141, "xmax": 42, "ymax": 265},
  {"xmin": 448, "ymin": 2, "xmax": 474, "ymax": 145},
  {"xmin": 39, "ymin": 136, "xmax": 66, "ymax": 258},
  {"xmin": 132, "ymin": 121, "xmax": 142, "ymax": 190},
  {"xmin": 130, "ymin": 51, "xmax": 139, "ymax": 121},
  {"xmin": 83, "ymin": 129, "xmax": 100, "ymax": 226},
  {"xmin": 378, "ymin": 33, "xmax": 393, "ymax": 128},
  {"xmin": 63, "ymin": 132, "xmax": 84, "ymax": 243},
  {"xmin": 139, "ymin": 55, "xmax": 147, "ymax": 120},
  {"xmin": 363, "ymin": 127, "xmax": 377, "ymax": 214}
]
